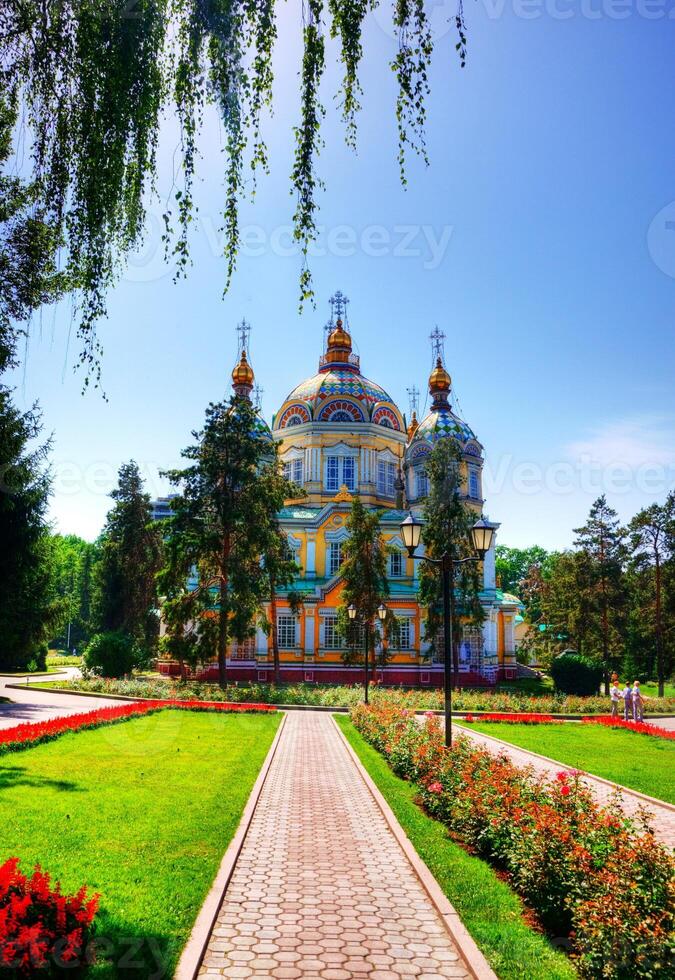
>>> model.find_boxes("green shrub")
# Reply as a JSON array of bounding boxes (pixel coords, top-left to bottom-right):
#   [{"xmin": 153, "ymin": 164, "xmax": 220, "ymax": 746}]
[
  {"xmin": 550, "ymin": 653, "xmax": 603, "ymax": 696},
  {"xmin": 26, "ymin": 642, "xmax": 48, "ymax": 673},
  {"xmin": 83, "ymin": 631, "xmax": 148, "ymax": 678}
]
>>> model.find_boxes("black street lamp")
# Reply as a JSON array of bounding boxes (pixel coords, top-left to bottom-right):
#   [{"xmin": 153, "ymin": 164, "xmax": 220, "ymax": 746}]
[
  {"xmin": 400, "ymin": 512, "xmax": 495, "ymax": 747},
  {"xmin": 347, "ymin": 603, "xmax": 371, "ymax": 704}
]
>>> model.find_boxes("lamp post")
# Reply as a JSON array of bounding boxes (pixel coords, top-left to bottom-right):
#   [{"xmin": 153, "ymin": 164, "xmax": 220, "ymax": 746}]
[
  {"xmin": 347, "ymin": 603, "xmax": 370, "ymax": 704},
  {"xmin": 400, "ymin": 512, "xmax": 495, "ymax": 747}
]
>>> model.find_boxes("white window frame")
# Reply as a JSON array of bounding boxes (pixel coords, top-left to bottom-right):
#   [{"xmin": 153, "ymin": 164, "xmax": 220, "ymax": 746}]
[
  {"xmin": 468, "ymin": 466, "xmax": 480, "ymax": 499},
  {"xmin": 326, "ymin": 456, "xmax": 340, "ymax": 491},
  {"xmin": 416, "ymin": 469, "xmax": 429, "ymax": 498},
  {"xmin": 325, "ymin": 454, "xmax": 356, "ymax": 492},
  {"xmin": 390, "ymin": 551, "xmax": 403, "ymax": 578},
  {"xmin": 377, "ymin": 460, "xmax": 396, "ymax": 498},
  {"xmin": 328, "ymin": 541, "xmax": 343, "ymax": 576},
  {"xmin": 397, "ymin": 620, "xmax": 411, "ymax": 650},
  {"xmin": 323, "ymin": 615, "xmax": 344, "ymax": 650},
  {"xmin": 230, "ymin": 635, "xmax": 256, "ymax": 660},
  {"xmin": 277, "ymin": 615, "xmax": 298, "ymax": 649}
]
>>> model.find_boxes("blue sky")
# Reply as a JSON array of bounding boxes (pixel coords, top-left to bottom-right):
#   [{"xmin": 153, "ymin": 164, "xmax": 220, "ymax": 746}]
[{"xmin": 8, "ymin": 2, "xmax": 675, "ymax": 549}]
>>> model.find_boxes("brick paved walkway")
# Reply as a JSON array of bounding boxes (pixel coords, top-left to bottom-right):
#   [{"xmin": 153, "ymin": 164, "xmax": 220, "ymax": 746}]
[
  {"xmin": 454, "ymin": 724, "xmax": 675, "ymax": 851},
  {"xmin": 199, "ymin": 712, "xmax": 474, "ymax": 979}
]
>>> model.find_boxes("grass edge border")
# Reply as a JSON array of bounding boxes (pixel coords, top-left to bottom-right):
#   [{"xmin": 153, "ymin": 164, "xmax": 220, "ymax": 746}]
[
  {"xmin": 455, "ymin": 723, "xmax": 675, "ymax": 813},
  {"xmin": 331, "ymin": 714, "xmax": 498, "ymax": 980},
  {"xmin": 174, "ymin": 711, "xmax": 287, "ymax": 980}
]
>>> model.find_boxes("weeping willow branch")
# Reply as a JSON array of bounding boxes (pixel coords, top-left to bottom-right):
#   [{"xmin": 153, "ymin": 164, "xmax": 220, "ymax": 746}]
[{"xmin": 1, "ymin": 0, "xmax": 470, "ymax": 381}]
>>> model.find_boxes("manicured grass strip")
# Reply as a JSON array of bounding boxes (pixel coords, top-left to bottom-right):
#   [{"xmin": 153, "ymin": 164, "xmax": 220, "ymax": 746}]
[
  {"xmin": 334, "ymin": 715, "xmax": 576, "ymax": 980},
  {"xmin": 463, "ymin": 721, "xmax": 675, "ymax": 804},
  {"xmin": 0, "ymin": 710, "xmax": 281, "ymax": 978}
]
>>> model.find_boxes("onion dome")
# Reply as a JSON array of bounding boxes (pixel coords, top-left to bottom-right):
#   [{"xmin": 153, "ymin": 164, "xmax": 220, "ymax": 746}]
[
  {"xmin": 405, "ymin": 356, "xmax": 481, "ymax": 453},
  {"xmin": 407, "ymin": 410, "xmax": 419, "ymax": 439},
  {"xmin": 321, "ymin": 317, "xmax": 359, "ymax": 372},
  {"xmin": 232, "ymin": 349, "xmax": 254, "ymax": 398},
  {"xmin": 429, "ymin": 357, "xmax": 451, "ymax": 409},
  {"xmin": 229, "ymin": 346, "xmax": 272, "ymax": 443}
]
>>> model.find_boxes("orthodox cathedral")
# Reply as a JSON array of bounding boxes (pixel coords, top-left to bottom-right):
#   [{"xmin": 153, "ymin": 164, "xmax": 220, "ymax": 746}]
[{"xmin": 158, "ymin": 293, "xmax": 520, "ymax": 686}]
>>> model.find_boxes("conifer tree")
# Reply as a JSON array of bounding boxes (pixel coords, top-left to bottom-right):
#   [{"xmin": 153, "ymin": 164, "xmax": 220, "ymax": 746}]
[
  {"xmin": 573, "ymin": 495, "xmax": 627, "ymax": 693},
  {"xmin": 628, "ymin": 495, "xmax": 675, "ymax": 696},
  {"xmin": 0, "ymin": 387, "xmax": 61, "ymax": 669},
  {"xmin": 418, "ymin": 439, "xmax": 484, "ymax": 682},
  {"xmin": 338, "ymin": 495, "xmax": 391, "ymax": 702},
  {"xmin": 258, "ymin": 465, "xmax": 304, "ymax": 685},
  {"xmin": 160, "ymin": 397, "xmax": 296, "ymax": 688},
  {"xmin": 92, "ymin": 461, "xmax": 163, "ymax": 651}
]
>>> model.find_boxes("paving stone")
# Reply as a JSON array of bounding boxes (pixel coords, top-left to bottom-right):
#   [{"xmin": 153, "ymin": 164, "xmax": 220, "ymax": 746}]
[
  {"xmin": 198, "ymin": 713, "xmax": 471, "ymax": 978},
  {"xmin": 454, "ymin": 723, "xmax": 675, "ymax": 849}
]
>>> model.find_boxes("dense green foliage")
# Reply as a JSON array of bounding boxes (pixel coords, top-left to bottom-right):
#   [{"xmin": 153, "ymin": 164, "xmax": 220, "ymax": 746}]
[
  {"xmin": 160, "ymin": 395, "xmax": 296, "ymax": 686},
  {"xmin": 44, "ymin": 675, "xmax": 675, "ymax": 713},
  {"xmin": 335, "ymin": 716, "xmax": 576, "ymax": 980},
  {"xmin": 49, "ymin": 533, "xmax": 97, "ymax": 652},
  {"xmin": 337, "ymin": 495, "xmax": 393, "ymax": 673},
  {"xmin": 464, "ymin": 720, "xmax": 675, "ymax": 804},
  {"xmin": 91, "ymin": 461, "xmax": 163, "ymax": 653},
  {"xmin": 501, "ymin": 495, "xmax": 675, "ymax": 694},
  {"xmin": 418, "ymin": 439, "xmax": 484, "ymax": 666},
  {"xmin": 550, "ymin": 653, "xmax": 603, "ymax": 696},
  {"xmin": 1, "ymin": 0, "xmax": 466, "ymax": 371},
  {"xmin": 83, "ymin": 629, "xmax": 149, "ymax": 677},
  {"xmin": 0, "ymin": 710, "xmax": 280, "ymax": 978},
  {"xmin": 0, "ymin": 385, "xmax": 63, "ymax": 671}
]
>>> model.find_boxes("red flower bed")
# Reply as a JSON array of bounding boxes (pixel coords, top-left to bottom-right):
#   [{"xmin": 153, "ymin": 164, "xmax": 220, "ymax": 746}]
[
  {"xmin": 463, "ymin": 712, "xmax": 558, "ymax": 724},
  {"xmin": 582, "ymin": 715, "xmax": 675, "ymax": 741},
  {"xmin": 0, "ymin": 700, "xmax": 276, "ymax": 755},
  {"xmin": 0, "ymin": 858, "xmax": 98, "ymax": 975},
  {"xmin": 351, "ymin": 702, "xmax": 675, "ymax": 979}
]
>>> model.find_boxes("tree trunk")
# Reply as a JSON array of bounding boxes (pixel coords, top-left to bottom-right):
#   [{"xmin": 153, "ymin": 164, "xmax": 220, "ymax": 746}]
[
  {"xmin": 270, "ymin": 579, "xmax": 281, "ymax": 685},
  {"xmin": 655, "ymin": 550, "xmax": 664, "ymax": 698},
  {"xmin": 449, "ymin": 561, "xmax": 459, "ymax": 689},
  {"xmin": 218, "ymin": 534, "xmax": 230, "ymax": 690}
]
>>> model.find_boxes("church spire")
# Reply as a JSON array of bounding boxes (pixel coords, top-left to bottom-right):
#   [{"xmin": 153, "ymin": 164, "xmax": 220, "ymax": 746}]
[
  {"xmin": 428, "ymin": 328, "xmax": 451, "ymax": 410},
  {"xmin": 232, "ymin": 318, "xmax": 255, "ymax": 399}
]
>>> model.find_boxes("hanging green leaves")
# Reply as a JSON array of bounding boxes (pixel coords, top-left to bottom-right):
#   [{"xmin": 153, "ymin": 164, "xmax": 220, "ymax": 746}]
[{"xmin": 1, "ymin": 0, "xmax": 470, "ymax": 377}]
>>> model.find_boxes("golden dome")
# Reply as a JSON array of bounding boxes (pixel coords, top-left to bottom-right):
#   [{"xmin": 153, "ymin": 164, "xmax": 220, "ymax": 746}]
[
  {"xmin": 327, "ymin": 318, "xmax": 352, "ymax": 351},
  {"xmin": 429, "ymin": 357, "xmax": 451, "ymax": 393},
  {"xmin": 407, "ymin": 410, "xmax": 419, "ymax": 439},
  {"xmin": 232, "ymin": 349, "xmax": 254, "ymax": 387}
]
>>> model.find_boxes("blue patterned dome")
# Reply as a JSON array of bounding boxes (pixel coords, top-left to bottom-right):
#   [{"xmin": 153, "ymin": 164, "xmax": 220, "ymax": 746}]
[
  {"xmin": 414, "ymin": 407, "xmax": 477, "ymax": 446},
  {"xmin": 274, "ymin": 370, "xmax": 403, "ymax": 431},
  {"xmin": 406, "ymin": 356, "xmax": 482, "ymax": 458}
]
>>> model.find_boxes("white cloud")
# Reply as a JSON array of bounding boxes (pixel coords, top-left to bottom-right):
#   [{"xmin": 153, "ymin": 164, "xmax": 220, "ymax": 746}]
[{"xmin": 565, "ymin": 415, "xmax": 675, "ymax": 471}]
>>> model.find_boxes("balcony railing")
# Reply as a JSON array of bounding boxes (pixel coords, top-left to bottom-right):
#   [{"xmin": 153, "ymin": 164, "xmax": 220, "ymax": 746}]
[{"xmin": 318, "ymin": 351, "xmax": 361, "ymax": 370}]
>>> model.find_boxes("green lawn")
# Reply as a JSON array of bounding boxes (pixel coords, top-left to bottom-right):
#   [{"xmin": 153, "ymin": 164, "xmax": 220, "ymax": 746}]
[
  {"xmin": 335, "ymin": 716, "xmax": 576, "ymax": 980},
  {"xmin": 462, "ymin": 721, "xmax": 675, "ymax": 804},
  {"xmin": 1, "ymin": 710, "xmax": 280, "ymax": 977}
]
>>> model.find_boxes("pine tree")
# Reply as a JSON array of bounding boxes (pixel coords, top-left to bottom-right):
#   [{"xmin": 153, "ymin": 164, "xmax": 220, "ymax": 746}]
[
  {"xmin": 0, "ymin": 387, "xmax": 62, "ymax": 669},
  {"xmin": 418, "ymin": 439, "xmax": 484, "ymax": 683},
  {"xmin": 574, "ymin": 495, "xmax": 627, "ymax": 693},
  {"xmin": 257, "ymin": 465, "xmax": 304, "ymax": 685},
  {"xmin": 92, "ymin": 461, "xmax": 163, "ymax": 651},
  {"xmin": 338, "ymin": 496, "xmax": 391, "ymax": 702},
  {"xmin": 627, "ymin": 495, "xmax": 675, "ymax": 696},
  {"xmin": 160, "ymin": 398, "xmax": 295, "ymax": 688}
]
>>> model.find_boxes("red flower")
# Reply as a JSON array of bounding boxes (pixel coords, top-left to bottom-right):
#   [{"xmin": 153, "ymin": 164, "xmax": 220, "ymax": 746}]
[
  {"xmin": 560, "ymin": 784, "xmax": 571, "ymax": 796},
  {"xmin": 427, "ymin": 781, "xmax": 443, "ymax": 794}
]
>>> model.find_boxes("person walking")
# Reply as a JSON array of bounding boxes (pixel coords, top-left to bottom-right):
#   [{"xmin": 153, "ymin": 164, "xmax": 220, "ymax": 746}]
[
  {"xmin": 631, "ymin": 681, "xmax": 644, "ymax": 722},
  {"xmin": 610, "ymin": 680, "xmax": 622, "ymax": 718},
  {"xmin": 622, "ymin": 682, "xmax": 632, "ymax": 721}
]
